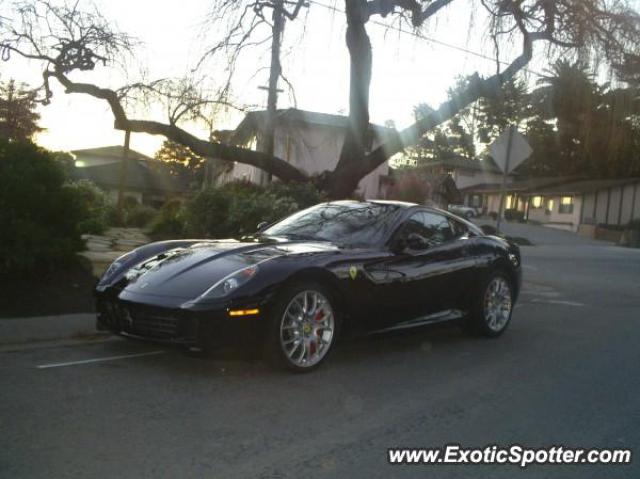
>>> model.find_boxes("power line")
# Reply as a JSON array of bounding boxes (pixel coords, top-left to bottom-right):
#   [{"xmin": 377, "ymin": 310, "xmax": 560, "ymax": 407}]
[{"xmin": 307, "ymin": 0, "xmax": 545, "ymax": 78}]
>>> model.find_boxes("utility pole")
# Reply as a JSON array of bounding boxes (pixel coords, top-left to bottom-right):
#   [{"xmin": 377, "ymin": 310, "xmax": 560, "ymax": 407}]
[
  {"xmin": 117, "ymin": 129, "xmax": 131, "ymax": 218},
  {"xmin": 263, "ymin": 0, "xmax": 285, "ymax": 184},
  {"xmin": 496, "ymin": 126, "xmax": 514, "ymax": 234}
]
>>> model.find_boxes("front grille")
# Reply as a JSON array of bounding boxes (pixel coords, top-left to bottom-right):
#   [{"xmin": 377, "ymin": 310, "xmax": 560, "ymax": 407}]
[
  {"xmin": 103, "ymin": 301, "xmax": 183, "ymax": 339},
  {"xmin": 128, "ymin": 311, "xmax": 180, "ymax": 339}
]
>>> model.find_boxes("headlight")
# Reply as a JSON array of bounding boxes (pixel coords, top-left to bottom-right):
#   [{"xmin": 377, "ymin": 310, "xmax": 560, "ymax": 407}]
[
  {"xmin": 100, "ymin": 251, "xmax": 137, "ymax": 283},
  {"xmin": 199, "ymin": 265, "xmax": 259, "ymax": 300}
]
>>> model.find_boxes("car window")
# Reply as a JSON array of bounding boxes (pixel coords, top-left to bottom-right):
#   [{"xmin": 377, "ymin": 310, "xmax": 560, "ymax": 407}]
[
  {"xmin": 262, "ymin": 202, "xmax": 402, "ymax": 247},
  {"xmin": 449, "ymin": 218, "xmax": 470, "ymax": 239},
  {"xmin": 396, "ymin": 211, "xmax": 455, "ymax": 249}
]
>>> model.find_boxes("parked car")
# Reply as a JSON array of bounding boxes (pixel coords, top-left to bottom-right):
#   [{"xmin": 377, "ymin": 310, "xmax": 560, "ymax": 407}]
[
  {"xmin": 448, "ymin": 204, "xmax": 480, "ymax": 219},
  {"xmin": 95, "ymin": 200, "xmax": 522, "ymax": 372}
]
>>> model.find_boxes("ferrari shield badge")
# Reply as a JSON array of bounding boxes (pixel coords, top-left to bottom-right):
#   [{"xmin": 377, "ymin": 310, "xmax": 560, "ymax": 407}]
[{"xmin": 349, "ymin": 265, "xmax": 358, "ymax": 280}]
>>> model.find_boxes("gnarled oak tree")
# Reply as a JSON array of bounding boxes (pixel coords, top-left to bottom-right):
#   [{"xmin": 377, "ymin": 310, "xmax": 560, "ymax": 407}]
[{"xmin": 1, "ymin": 0, "xmax": 639, "ymax": 197}]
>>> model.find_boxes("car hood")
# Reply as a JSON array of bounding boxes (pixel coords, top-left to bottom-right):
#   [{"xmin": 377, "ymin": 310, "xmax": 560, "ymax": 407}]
[{"xmin": 121, "ymin": 239, "xmax": 340, "ymax": 300}]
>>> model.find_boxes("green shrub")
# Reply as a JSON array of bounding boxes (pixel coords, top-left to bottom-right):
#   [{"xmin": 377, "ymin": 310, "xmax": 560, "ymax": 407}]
[
  {"xmin": 126, "ymin": 204, "xmax": 158, "ymax": 228},
  {"xmin": 150, "ymin": 199, "xmax": 186, "ymax": 238},
  {"xmin": 0, "ymin": 141, "xmax": 89, "ymax": 277},
  {"xmin": 63, "ymin": 179, "xmax": 110, "ymax": 234},
  {"xmin": 182, "ymin": 180, "xmax": 324, "ymax": 239},
  {"xmin": 106, "ymin": 196, "xmax": 159, "ymax": 228},
  {"xmin": 265, "ymin": 181, "xmax": 327, "ymax": 208}
]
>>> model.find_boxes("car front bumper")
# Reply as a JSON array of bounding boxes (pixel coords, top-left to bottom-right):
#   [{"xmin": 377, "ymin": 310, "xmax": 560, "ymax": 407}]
[{"xmin": 96, "ymin": 293, "xmax": 272, "ymax": 349}]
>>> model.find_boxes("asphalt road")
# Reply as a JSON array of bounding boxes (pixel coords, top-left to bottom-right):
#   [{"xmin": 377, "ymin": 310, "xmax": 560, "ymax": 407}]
[{"xmin": 2, "ymin": 242, "xmax": 640, "ymax": 478}]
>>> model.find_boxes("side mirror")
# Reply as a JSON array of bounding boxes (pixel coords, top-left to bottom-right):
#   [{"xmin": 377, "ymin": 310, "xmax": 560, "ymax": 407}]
[{"xmin": 256, "ymin": 221, "xmax": 269, "ymax": 232}]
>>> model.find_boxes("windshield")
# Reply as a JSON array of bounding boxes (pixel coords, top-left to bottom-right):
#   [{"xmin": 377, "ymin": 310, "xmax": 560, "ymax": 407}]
[{"xmin": 262, "ymin": 202, "xmax": 402, "ymax": 247}]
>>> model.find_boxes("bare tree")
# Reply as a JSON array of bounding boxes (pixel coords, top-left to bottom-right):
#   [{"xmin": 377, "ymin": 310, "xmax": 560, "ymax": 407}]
[
  {"xmin": 329, "ymin": 0, "xmax": 640, "ymax": 197},
  {"xmin": 198, "ymin": 0, "xmax": 307, "ymax": 181},
  {"xmin": 1, "ymin": 0, "xmax": 639, "ymax": 198},
  {"xmin": 0, "ymin": 0, "xmax": 306, "ymax": 181}
]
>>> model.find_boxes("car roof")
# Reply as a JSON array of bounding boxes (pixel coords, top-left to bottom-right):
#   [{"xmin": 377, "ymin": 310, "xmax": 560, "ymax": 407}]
[
  {"xmin": 323, "ymin": 200, "xmax": 454, "ymax": 217},
  {"xmin": 367, "ymin": 199, "xmax": 417, "ymax": 208}
]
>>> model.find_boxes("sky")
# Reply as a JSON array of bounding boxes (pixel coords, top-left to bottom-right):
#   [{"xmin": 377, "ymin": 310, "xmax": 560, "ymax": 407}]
[{"xmin": 3, "ymin": 0, "xmax": 546, "ymax": 157}]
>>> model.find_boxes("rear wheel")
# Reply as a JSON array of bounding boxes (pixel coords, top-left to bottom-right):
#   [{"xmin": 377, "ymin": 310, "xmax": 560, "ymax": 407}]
[
  {"xmin": 267, "ymin": 282, "xmax": 339, "ymax": 372},
  {"xmin": 467, "ymin": 271, "xmax": 513, "ymax": 337}
]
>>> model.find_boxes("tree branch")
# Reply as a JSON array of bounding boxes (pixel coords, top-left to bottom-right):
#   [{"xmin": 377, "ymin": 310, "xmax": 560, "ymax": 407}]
[
  {"xmin": 366, "ymin": 0, "xmax": 456, "ymax": 25},
  {"xmin": 418, "ymin": 0, "xmax": 455, "ymax": 23},
  {"xmin": 49, "ymin": 69, "xmax": 307, "ymax": 182},
  {"xmin": 363, "ymin": 27, "xmax": 537, "ymax": 173}
]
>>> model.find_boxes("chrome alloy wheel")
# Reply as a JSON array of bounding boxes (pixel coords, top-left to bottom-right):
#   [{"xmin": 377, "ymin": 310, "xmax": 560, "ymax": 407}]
[
  {"xmin": 280, "ymin": 290, "xmax": 335, "ymax": 368},
  {"xmin": 484, "ymin": 277, "xmax": 513, "ymax": 332}
]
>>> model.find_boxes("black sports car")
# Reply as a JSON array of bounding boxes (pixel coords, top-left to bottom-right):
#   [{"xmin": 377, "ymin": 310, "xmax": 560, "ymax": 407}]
[{"xmin": 95, "ymin": 200, "xmax": 521, "ymax": 371}]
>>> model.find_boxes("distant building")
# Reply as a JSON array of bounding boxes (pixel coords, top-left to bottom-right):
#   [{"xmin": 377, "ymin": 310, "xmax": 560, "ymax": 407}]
[
  {"xmin": 71, "ymin": 145, "xmax": 154, "ymax": 168},
  {"xmin": 71, "ymin": 145, "xmax": 186, "ymax": 207},
  {"xmin": 460, "ymin": 177, "xmax": 574, "ymax": 217},
  {"xmin": 416, "ymin": 156, "xmax": 511, "ymax": 190},
  {"xmin": 461, "ymin": 177, "xmax": 640, "ymax": 235},
  {"xmin": 212, "ymin": 108, "xmax": 396, "ymax": 198}
]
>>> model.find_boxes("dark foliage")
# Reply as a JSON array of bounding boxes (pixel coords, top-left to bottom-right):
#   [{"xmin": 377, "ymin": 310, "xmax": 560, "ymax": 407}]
[
  {"xmin": 0, "ymin": 79, "xmax": 43, "ymax": 142},
  {"xmin": 0, "ymin": 141, "xmax": 88, "ymax": 277},
  {"xmin": 150, "ymin": 181, "xmax": 325, "ymax": 240},
  {"xmin": 64, "ymin": 179, "xmax": 110, "ymax": 234}
]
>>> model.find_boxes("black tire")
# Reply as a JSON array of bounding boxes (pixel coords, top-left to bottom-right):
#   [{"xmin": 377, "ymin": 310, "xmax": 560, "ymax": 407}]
[
  {"xmin": 465, "ymin": 211, "xmax": 474, "ymax": 219},
  {"xmin": 466, "ymin": 270, "xmax": 514, "ymax": 337},
  {"xmin": 265, "ymin": 280, "xmax": 341, "ymax": 372}
]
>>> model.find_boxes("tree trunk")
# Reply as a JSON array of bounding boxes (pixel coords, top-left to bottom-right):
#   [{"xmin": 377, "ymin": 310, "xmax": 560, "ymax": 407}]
[
  {"xmin": 117, "ymin": 129, "xmax": 131, "ymax": 217},
  {"xmin": 264, "ymin": 0, "xmax": 285, "ymax": 183},
  {"xmin": 324, "ymin": 0, "xmax": 373, "ymax": 198}
]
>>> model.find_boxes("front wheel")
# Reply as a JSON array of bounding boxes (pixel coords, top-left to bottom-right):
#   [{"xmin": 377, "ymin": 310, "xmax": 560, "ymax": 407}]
[
  {"xmin": 267, "ymin": 282, "xmax": 339, "ymax": 372},
  {"xmin": 467, "ymin": 272, "xmax": 514, "ymax": 337}
]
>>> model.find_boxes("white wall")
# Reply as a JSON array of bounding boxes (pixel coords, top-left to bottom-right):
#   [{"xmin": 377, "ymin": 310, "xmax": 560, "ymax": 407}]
[
  {"xmin": 582, "ymin": 193, "xmax": 596, "ymax": 223},
  {"xmin": 583, "ymin": 184, "xmax": 640, "ymax": 226},
  {"xmin": 620, "ymin": 184, "xmax": 636, "ymax": 225},
  {"xmin": 486, "ymin": 194, "xmax": 501, "ymax": 214},
  {"xmin": 528, "ymin": 195, "xmax": 582, "ymax": 231},
  {"xmin": 595, "ymin": 190, "xmax": 609, "ymax": 224},
  {"xmin": 226, "ymin": 123, "xmax": 389, "ymax": 197},
  {"xmin": 452, "ymin": 170, "xmax": 505, "ymax": 190},
  {"xmin": 609, "ymin": 187, "xmax": 622, "ymax": 224}
]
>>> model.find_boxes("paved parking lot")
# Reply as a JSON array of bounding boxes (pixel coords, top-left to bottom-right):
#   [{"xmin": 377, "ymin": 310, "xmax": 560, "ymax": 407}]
[{"xmin": 1, "ymin": 240, "xmax": 639, "ymax": 478}]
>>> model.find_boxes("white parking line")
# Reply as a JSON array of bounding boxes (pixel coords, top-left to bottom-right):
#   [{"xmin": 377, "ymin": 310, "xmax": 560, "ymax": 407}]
[
  {"xmin": 36, "ymin": 350, "xmax": 165, "ymax": 369},
  {"xmin": 530, "ymin": 299, "xmax": 585, "ymax": 307}
]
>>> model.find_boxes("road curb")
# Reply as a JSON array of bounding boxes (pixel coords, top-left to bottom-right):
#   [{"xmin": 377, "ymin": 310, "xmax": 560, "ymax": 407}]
[{"xmin": 0, "ymin": 313, "xmax": 102, "ymax": 346}]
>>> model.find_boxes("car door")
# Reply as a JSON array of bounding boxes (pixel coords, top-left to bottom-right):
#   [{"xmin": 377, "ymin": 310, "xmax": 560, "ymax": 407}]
[{"xmin": 364, "ymin": 210, "xmax": 476, "ymax": 330}]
